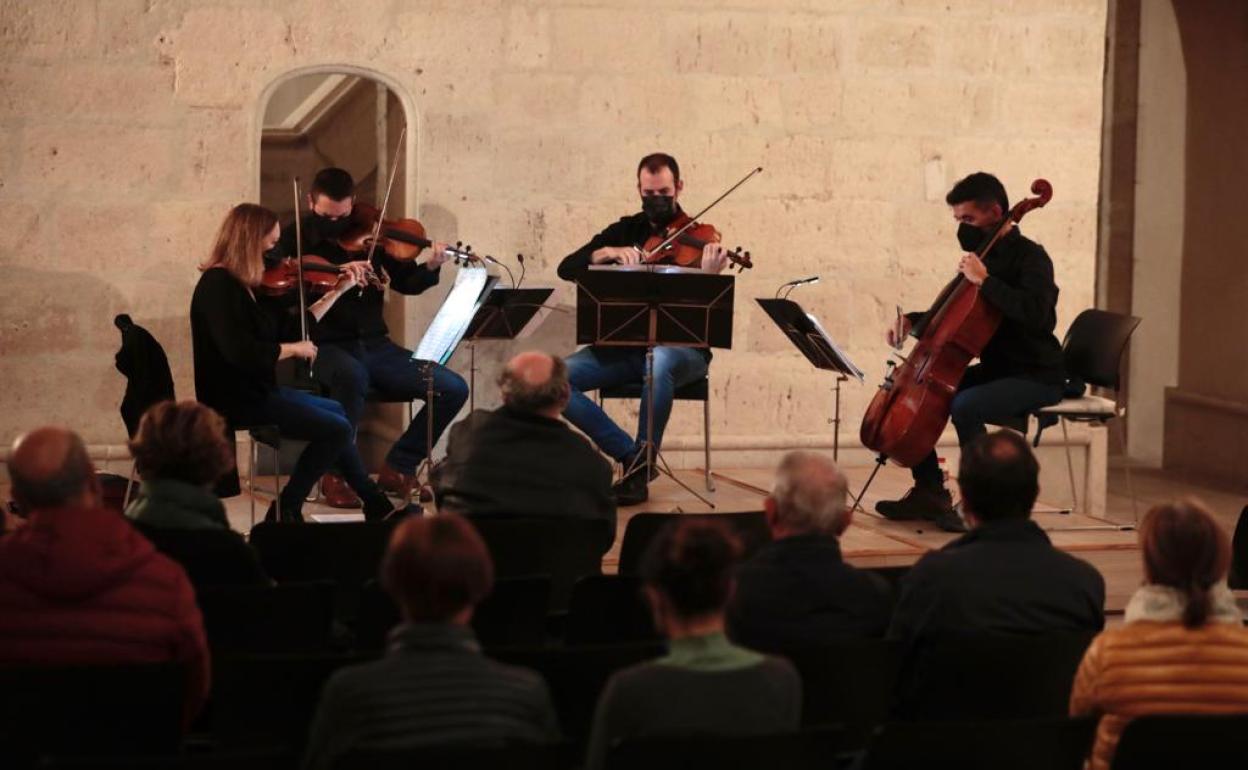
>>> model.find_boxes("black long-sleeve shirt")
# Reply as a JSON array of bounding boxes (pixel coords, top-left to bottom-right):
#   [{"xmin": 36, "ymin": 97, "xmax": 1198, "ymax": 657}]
[
  {"xmin": 273, "ymin": 214, "xmax": 441, "ymax": 345},
  {"xmin": 909, "ymin": 228, "xmax": 1065, "ymax": 385},
  {"xmin": 556, "ymin": 209, "xmax": 685, "ymax": 281}
]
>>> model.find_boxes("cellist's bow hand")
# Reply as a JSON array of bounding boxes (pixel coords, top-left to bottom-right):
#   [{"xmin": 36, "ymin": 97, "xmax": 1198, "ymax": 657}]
[
  {"xmin": 701, "ymin": 243, "xmax": 729, "ymax": 274},
  {"xmin": 958, "ymin": 253, "xmax": 988, "ymax": 286},
  {"xmin": 886, "ymin": 315, "xmax": 913, "ymax": 349}
]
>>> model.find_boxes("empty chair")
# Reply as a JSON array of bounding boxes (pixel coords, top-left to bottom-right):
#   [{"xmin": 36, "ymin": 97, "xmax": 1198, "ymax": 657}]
[
  {"xmin": 903, "ymin": 632, "xmax": 1095, "ymax": 720},
  {"xmin": 0, "ymin": 663, "xmax": 185, "ymax": 765},
  {"xmin": 198, "ymin": 581, "xmax": 336, "ymax": 654},
  {"xmin": 777, "ymin": 639, "xmax": 903, "ymax": 732},
  {"xmin": 490, "ymin": 643, "xmax": 665, "ymax": 742},
  {"xmin": 468, "ymin": 517, "xmax": 609, "ymax": 609},
  {"xmin": 355, "ymin": 576, "xmax": 552, "ymax": 650},
  {"xmin": 249, "ymin": 520, "xmax": 396, "ymax": 587},
  {"xmin": 564, "ymin": 575, "xmax": 659, "ymax": 646},
  {"xmin": 862, "ymin": 717, "xmax": 1096, "ymax": 770},
  {"xmin": 1109, "ymin": 714, "xmax": 1248, "ymax": 770},
  {"xmin": 617, "ymin": 512, "xmax": 771, "ymax": 576},
  {"xmin": 607, "ymin": 727, "xmax": 848, "ymax": 770},
  {"xmin": 133, "ymin": 523, "xmax": 269, "ymax": 590},
  {"xmin": 334, "ymin": 742, "xmax": 580, "ymax": 770}
]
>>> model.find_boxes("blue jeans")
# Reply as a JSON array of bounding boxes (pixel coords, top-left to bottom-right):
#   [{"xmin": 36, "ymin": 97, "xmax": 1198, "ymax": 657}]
[
  {"xmin": 314, "ymin": 339, "xmax": 469, "ymax": 475},
  {"xmin": 250, "ymin": 387, "xmax": 359, "ymax": 516},
  {"xmin": 563, "ymin": 346, "xmax": 709, "ymax": 462},
  {"xmin": 911, "ymin": 364, "xmax": 1064, "ymax": 489}
]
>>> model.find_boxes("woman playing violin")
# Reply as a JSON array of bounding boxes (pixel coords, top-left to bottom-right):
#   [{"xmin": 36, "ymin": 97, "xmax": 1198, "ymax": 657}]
[
  {"xmin": 268, "ymin": 167, "xmax": 468, "ymax": 506},
  {"xmin": 190, "ymin": 203, "xmax": 404, "ymax": 522},
  {"xmin": 555, "ymin": 153, "xmax": 734, "ymax": 506}
]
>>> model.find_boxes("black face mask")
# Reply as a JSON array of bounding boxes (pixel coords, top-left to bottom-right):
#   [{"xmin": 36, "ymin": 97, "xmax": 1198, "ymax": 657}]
[
  {"xmin": 957, "ymin": 222, "xmax": 987, "ymax": 253},
  {"xmin": 312, "ymin": 212, "xmax": 351, "ymax": 239},
  {"xmin": 641, "ymin": 195, "xmax": 677, "ymax": 227},
  {"xmin": 262, "ymin": 246, "xmax": 282, "ymax": 265}
]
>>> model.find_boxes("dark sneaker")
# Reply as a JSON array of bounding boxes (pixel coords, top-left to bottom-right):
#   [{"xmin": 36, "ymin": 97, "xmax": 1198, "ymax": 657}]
[
  {"xmin": 876, "ymin": 486, "xmax": 953, "ymax": 521},
  {"xmin": 613, "ymin": 466, "xmax": 650, "ymax": 506},
  {"xmin": 931, "ymin": 506, "xmax": 968, "ymax": 533}
]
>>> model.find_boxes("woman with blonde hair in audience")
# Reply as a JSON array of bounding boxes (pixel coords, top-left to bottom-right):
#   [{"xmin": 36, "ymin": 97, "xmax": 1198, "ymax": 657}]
[{"xmin": 1070, "ymin": 499, "xmax": 1248, "ymax": 770}]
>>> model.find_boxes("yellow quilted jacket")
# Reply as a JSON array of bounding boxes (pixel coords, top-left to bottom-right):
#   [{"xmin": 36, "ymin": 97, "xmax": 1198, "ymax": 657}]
[{"xmin": 1070, "ymin": 608, "xmax": 1248, "ymax": 770}]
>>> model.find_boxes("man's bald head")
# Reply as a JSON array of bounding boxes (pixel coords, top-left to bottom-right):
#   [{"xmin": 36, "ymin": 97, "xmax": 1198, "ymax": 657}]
[
  {"xmin": 768, "ymin": 451, "xmax": 850, "ymax": 537},
  {"xmin": 9, "ymin": 426, "xmax": 97, "ymax": 511},
  {"xmin": 498, "ymin": 352, "xmax": 570, "ymax": 418}
]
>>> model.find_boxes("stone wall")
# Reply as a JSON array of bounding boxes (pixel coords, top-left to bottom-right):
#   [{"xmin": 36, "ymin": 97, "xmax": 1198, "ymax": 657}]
[{"xmin": 0, "ymin": 0, "xmax": 1108, "ymax": 466}]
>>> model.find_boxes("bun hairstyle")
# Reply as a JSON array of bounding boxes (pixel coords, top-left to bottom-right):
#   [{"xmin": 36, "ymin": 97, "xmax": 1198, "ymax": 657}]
[
  {"xmin": 640, "ymin": 519, "xmax": 743, "ymax": 619},
  {"xmin": 1140, "ymin": 499, "xmax": 1231, "ymax": 628}
]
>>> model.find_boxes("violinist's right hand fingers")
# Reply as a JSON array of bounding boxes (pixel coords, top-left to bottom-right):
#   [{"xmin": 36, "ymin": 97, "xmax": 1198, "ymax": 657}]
[{"xmin": 621, "ymin": 247, "xmax": 642, "ymax": 266}]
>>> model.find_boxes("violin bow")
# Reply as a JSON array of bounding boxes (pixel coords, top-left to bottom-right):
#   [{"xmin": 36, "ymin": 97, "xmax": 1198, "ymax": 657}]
[
  {"xmin": 641, "ymin": 166, "xmax": 763, "ymax": 260},
  {"xmin": 360, "ymin": 124, "xmax": 408, "ymax": 288},
  {"xmin": 292, "ymin": 177, "xmax": 309, "ymax": 343}
]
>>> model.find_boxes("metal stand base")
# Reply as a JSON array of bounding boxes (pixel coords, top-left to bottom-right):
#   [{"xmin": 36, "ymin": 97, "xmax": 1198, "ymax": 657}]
[{"xmin": 850, "ymin": 453, "xmax": 888, "ymax": 515}]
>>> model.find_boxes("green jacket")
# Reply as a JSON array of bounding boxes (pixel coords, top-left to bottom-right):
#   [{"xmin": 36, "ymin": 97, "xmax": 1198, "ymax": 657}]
[{"xmin": 125, "ymin": 479, "xmax": 230, "ymax": 530}]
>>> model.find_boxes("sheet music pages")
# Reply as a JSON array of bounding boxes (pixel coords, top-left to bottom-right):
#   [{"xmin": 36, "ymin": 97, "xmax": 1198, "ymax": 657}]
[
  {"xmin": 415, "ymin": 265, "xmax": 490, "ymax": 365},
  {"xmin": 805, "ymin": 312, "xmax": 865, "ymax": 381}
]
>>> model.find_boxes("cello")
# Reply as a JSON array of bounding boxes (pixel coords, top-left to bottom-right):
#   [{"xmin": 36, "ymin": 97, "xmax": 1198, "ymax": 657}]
[{"xmin": 858, "ymin": 179, "xmax": 1053, "ymax": 468}]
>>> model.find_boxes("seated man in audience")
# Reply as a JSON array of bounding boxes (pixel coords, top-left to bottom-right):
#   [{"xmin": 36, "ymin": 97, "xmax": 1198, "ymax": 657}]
[
  {"xmin": 727, "ymin": 450, "xmax": 892, "ymax": 651},
  {"xmin": 0, "ymin": 426, "xmax": 210, "ymax": 725},
  {"xmin": 586, "ymin": 520, "xmax": 801, "ymax": 770},
  {"xmin": 888, "ymin": 429, "xmax": 1105, "ymax": 715},
  {"xmin": 303, "ymin": 514, "xmax": 560, "ymax": 770},
  {"xmin": 434, "ymin": 351, "xmax": 616, "ymax": 548},
  {"xmin": 126, "ymin": 400, "xmax": 268, "ymax": 588}
]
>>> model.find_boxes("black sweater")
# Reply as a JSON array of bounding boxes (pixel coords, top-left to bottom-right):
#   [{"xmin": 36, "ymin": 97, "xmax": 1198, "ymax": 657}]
[
  {"xmin": 274, "ymin": 214, "xmax": 441, "ymax": 345},
  {"xmin": 190, "ymin": 267, "xmax": 288, "ymax": 425},
  {"xmin": 910, "ymin": 228, "xmax": 1065, "ymax": 385},
  {"xmin": 556, "ymin": 210, "xmax": 683, "ymax": 281}
]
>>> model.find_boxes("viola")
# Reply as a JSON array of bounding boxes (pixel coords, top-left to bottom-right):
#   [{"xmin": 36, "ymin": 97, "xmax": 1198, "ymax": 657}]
[
  {"xmin": 859, "ymin": 179, "xmax": 1054, "ymax": 467},
  {"xmin": 336, "ymin": 202, "xmax": 483, "ymax": 267},
  {"xmin": 641, "ymin": 214, "xmax": 754, "ymax": 271},
  {"xmin": 258, "ymin": 255, "xmax": 343, "ymax": 297}
]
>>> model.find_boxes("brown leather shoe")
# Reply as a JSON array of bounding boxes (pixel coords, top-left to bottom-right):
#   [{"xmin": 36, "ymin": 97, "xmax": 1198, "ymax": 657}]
[
  {"xmin": 378, "ymin": 465, "xmax": 417, "ymax": 500},
  {"xmin": 320, "ymin": 473, "xmax": 362, "ymax": 509}
]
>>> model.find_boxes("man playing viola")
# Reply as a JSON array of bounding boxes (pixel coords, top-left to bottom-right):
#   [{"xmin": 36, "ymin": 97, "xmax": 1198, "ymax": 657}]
[
  {"xmin": 557, "ymin": 153, "xmax": 732, "ymax": 505},
  {"xmin": 877, "ymin": 172, "xmax": 1066, "ymax": 532},
  {"xmin": 272, "ymin": 167, "xmax": 468, "ymax": 505}
]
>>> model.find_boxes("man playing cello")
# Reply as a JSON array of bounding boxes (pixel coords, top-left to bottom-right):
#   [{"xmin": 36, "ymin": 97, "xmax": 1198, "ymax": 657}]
[{"xmin": 876, "ymin": 172, "xmax": 1066, "ymax": 532}]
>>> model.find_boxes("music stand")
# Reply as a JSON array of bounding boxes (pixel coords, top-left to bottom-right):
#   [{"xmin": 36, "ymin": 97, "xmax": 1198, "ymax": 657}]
[
  {"xmin": 577, "ymin": 265, "xmax": 734, "ymax": 507},
  {"xmin": 757, "ymin": 298, "xmax": 863, "ymax": 462},
  {"xmin": 460, "ymin": 287, "xmax": 557, "ymax": 411}
]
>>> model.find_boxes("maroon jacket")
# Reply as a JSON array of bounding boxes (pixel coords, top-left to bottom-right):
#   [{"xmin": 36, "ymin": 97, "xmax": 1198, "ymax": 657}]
[{"xmin": 0, "ymin": 504, "xmax": 210, "ymax": 724}]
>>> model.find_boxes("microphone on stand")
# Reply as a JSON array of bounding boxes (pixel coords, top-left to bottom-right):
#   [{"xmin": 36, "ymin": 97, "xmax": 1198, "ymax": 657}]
[{"xmin": 776, "ymin": 276, "xmax": 820, "ymax": 299}]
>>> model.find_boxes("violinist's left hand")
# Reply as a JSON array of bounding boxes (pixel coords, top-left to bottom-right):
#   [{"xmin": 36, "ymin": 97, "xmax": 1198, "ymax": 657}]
[
  {"xmin": 701, "ymin": 243, "xmax": 729, "ymax": 274},
  {"xmin": 959, "ymin": 253, "xmax": 988, "ymax": 286},
  {"xmin": 426, "ymin": 242, "xmax": 450, "ymax": 269}
]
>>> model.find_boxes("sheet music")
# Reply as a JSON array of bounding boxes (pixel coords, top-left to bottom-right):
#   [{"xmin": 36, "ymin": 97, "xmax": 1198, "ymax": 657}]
[
  {"xmin": 806, "ymin": 312, "xmax": 865, "ymax": 381},
  {"xmin": 414, "ymin": 265, "xmax": 492, "ymax": 365}
]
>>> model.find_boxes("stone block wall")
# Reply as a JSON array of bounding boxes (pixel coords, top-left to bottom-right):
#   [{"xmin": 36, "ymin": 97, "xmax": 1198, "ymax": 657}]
[{"xmin": 0, "ymin": 0, "xmax": 1107, "ymax": 464}]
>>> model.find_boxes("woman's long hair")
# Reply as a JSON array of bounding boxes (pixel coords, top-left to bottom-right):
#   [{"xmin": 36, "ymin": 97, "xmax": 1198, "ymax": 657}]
[
  {"xmin": 1140, "ymin": 498, "xmax": 1231, "ymax": 628},
  {"xmin": 201, "ymin": 203, "xmax": 277, "ymax": 287}
]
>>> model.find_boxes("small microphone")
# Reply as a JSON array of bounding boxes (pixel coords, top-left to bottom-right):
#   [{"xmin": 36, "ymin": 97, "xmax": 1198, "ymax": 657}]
[{"xmin": 776, "ymin": 276, "xmax": 820, "ymax": 299}]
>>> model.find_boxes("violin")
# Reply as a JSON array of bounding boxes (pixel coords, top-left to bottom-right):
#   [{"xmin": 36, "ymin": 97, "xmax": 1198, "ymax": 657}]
[
  {"xmin": 334, "ymin": 202, "xmax": 483, "ymax": 266},
  {"xmin": 641, "ymin": 213, "xmax": 753, "ymax": 271},
  {"xmin": 259, "ymin": 255, "xmax": 347, "ymax": 297}
]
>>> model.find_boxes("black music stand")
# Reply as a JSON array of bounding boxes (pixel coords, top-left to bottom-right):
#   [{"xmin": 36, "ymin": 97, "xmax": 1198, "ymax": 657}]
[
  {"xmin": 460, "ymin": 287, "xmax": 557, "ymax": 410},
  {"xmin": 577, "ymin": 266, "xmax": 734, "ymax": 507},
  {"xmin": 757, "ymin": 298, "xmax": 863, "ymax": 462}
]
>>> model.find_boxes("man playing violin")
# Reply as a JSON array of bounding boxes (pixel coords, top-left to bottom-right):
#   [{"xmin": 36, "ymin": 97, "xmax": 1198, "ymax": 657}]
[
  {"xmin": 877, "ymin": 172, "xmax": 1065, "ymax": 531},
  {"xmin": 271, "ymin": 167, "xmax": 468, "ymax": 505},
  {"xmin": 556, "ymin": 153, "xmax": 732, "ymax": 505}
]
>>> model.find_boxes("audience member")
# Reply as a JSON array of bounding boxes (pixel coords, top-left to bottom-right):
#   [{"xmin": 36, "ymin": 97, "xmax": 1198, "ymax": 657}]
[
  {"xmin": 126, "ymin": 400, "xmax": 268, "ymax": 587},
  {"xmin": 434, "ymin": 351, "xmax": 616, "ymax": 547},
  {"xmin": 888, "ymin": 430, "xmax": 1105, "ymax": 714},
  {"xmin": 0, "ymin": 426, "xmax": 210, "ymax": 724},
  {"xmin": 303, "ymin": 514, "xmax": 560, "ymax": 770},
  {"xmin": 1070, "ymin": 499, "xmax": 1248, "ymax": 770},
  {"xmin": 586, "ymin": 519, "xmax": 801, "ymax": 770},
  {"xmin": 727, "ymin": 451, "xmax": 892, "ymax": 651}
]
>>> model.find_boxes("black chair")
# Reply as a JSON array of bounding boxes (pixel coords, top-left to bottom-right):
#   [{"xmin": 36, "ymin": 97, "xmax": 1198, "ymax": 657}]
[
  {"xmin": 248, "ymin": 520, "xmax": 396, "ymax": 587},
  {"xmin": 861, "ymin": 717, "xmax": 1096, "ymax": 770},
  {"xmin": 132, "ymin": 523, "xmax": 270, "ymax": 590},
  {"xmin": 210, "ymin": 652, "xmax": 370, "ymax": 751},
  {"xmin": 198, "ymin": 581, "xmax": 337, "ymax": 654},
  {"xmin": 40, "ymin": 749, "xmax": 295, "ymax": 770},
  {"xmin": 335, "ymin": 742, "xmax": 580, "ymax": 770},
  {"xmin": 355, "ymin": 576, "xmax": 552, "ymax": 650},
  {"xmin": 0, "ymin": 663, "xmax": 185, "ymax": 765},
  {"xmin": 599, "ymin": 376, "xmax": 714, "ymax": 492},
  {"xmin": 468, "ymin": 517, "xmax": 609, "ymax": 609},
  {"xmin": 618, "ymin": 512, "xmax": 771, "ymax": 576},
  {"xmin": 1029, "ymin": 308, "xmax": 1142, "ymax": 518},
  {"xmin": 1230, "ymin": 505, "xmax": 1248, "ymax": 589},
  {"xmin": 607, "ymin": 727, "xmax": 849, "ymax": 770},
  {"xmin": 490, "ymin": 643, "xmax": 665, "ymax": 742},
  {"xmin": 1111, "ymin": 714, "xmax": 1248, "ymax": 769},
  {"xmin": 862, "ymin": 565, "xmax": 910, "ymax": 592},
  {"xmin": 564, "ymin": 574, "xmax": 659, "ymax": 646},
  {"xmin": 777, "ymin": 640, "xmax": 903, "ymax": 733},
  {"xmin": 902, "ymin": 632, "xmax": 1095, "ymax": 720}
]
